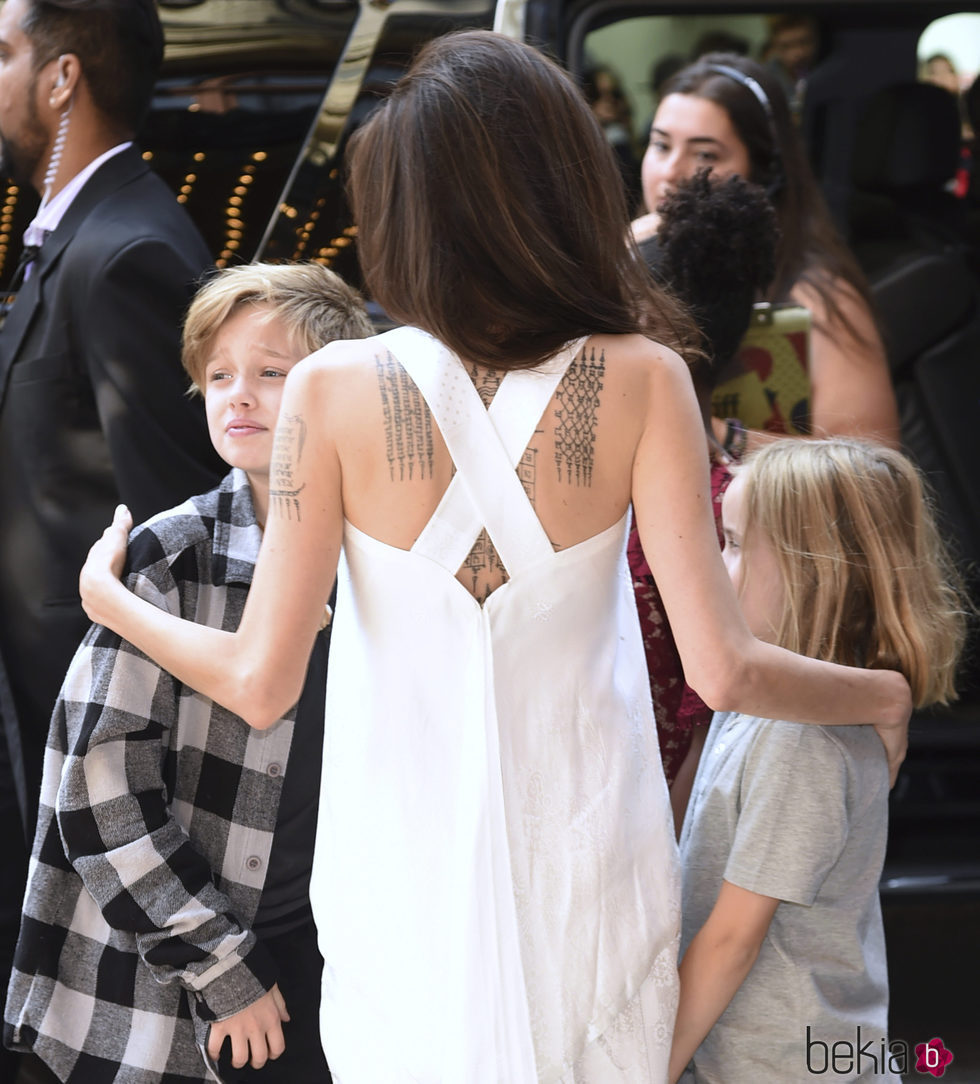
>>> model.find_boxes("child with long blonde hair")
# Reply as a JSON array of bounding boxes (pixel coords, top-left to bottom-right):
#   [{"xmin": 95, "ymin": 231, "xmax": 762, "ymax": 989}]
[{"xmin": 671, "ymin": 438, "xmax": 966, "ymax": 1083}]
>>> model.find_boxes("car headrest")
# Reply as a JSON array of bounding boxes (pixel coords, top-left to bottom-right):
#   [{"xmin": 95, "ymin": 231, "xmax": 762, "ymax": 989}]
[
  {"xmin": 871, "ymin": 249, "xmax": 975, "ymax": 372},
  {"xmin": 851, "ymin": 82, "xmax": 961, "ymax": 192}
]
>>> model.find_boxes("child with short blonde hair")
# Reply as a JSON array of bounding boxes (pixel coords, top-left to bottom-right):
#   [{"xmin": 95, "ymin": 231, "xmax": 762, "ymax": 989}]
[
  {"xmin": 671, "ymin": 438, "xmax": 966, "ymax": 1083},
  {"xmin": 5, "ymin": 263, "xmax": 371, "ymax": 1083},
  {"xmin": 181, "ymin": 262, "xmax": 372, "ymax": 394}
]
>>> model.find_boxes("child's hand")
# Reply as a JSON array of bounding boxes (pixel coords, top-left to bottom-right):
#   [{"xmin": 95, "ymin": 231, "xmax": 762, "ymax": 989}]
[
  {"xmin": 872, "ymin": 673, "xmax": 912, "ymax": 787},
  {"xmin": 631, "ymin": 210, "xmax": 661, "ymax": 243},
  {"xmin": 207, "ymin": 983, "xmax": 290, "ymax": 1070},
  {"xmin": 78, "ymin": 503, "xmax": 132, "ymax": 626},
  {"xmin": 874, "ymin": 715, "xmax": 909, "ymax": 788}
]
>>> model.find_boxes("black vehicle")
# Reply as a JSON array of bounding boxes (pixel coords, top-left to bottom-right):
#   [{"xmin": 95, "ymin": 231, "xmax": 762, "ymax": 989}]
[{"xmin": 8, "ymin": 0, "xmax": 978, "ymax": 1070}]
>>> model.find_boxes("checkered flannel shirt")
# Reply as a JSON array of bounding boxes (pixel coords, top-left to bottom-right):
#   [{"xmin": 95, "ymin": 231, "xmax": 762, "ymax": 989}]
[{"xmin": 5, "ymin": 469, "xmax": 305, "ymax": 1083}]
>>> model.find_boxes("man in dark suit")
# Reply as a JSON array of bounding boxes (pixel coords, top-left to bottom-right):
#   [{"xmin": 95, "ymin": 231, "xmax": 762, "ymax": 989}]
[{"xmin": 0, "ymin": 0, "xmax": 223, "ymax": 1073}]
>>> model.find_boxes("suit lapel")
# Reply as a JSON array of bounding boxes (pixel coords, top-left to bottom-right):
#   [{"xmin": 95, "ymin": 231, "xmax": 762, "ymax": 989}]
[{"xmin": 0, "ymin": 147, "xmax": 152, "ymax": 408}]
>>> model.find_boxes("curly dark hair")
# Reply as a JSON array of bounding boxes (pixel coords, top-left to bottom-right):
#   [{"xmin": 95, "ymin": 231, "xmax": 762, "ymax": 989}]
[
  {"xmin": 661, "ymin": 53, "xmax": 877, "ymax": 347},
  {"xmin": 638, "ymin": 169, "xmax": 778, "ymax": 387}
]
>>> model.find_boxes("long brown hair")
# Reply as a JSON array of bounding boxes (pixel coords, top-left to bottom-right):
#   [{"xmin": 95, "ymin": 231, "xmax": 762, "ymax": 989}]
[
  {"xmin": 348, "ymin": 30, "xmax": 697, "ymax": 369},
  {"xmin": 662, "ymin": 53, "xmax": 876, "ymax": 343}
]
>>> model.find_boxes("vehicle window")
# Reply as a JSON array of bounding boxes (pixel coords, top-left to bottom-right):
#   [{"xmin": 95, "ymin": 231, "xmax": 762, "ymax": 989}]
[
  {"xmin": 584, "ymin": 14, "xmax": 770, "ymax": 155},
  {"xmin": 255, "ymin": 5, "xmax": 495, "ymax": 292},
  {"xmin": 577, "ymin": 11, "xmax": 823, "ymax": 215},
  {"xmin": 917, "ymin": 11, "xmax": 980, "ymax": 90},
  {"xmin": 573, "ymin": 6, "xmax": 980, "ymax": 215},
  {"xmin": 144, "ymin": 1, "xmax": 359, "ymax": 269}
]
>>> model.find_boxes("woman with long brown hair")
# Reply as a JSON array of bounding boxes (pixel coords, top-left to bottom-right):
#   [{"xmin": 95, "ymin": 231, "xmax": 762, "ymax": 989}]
[
  {"xmin": 634, "ymin": 52, "xmax": 900, "ymax": 451},
  {"xmin": 79, "ymin": 31, "xmax": 910, "ymax": 1082}
]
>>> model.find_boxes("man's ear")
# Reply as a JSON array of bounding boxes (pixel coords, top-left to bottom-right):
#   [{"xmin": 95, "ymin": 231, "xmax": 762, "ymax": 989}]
[{"xmin": 48, "ymin": 53, "xmax": 80, "ymax": 104}]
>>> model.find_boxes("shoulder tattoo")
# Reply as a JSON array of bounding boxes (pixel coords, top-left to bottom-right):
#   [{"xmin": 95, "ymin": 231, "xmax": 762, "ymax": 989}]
[
  {"xmin": 376, "ymin": 351, "xmax": 435, "ymax": 481},
  {"xmin": 467, "ymin": 361, "xmax": 503, "ymax": 408},
  {"xmin": 554, "ymin": 345, "xmax": 605, "ymax": 486}
]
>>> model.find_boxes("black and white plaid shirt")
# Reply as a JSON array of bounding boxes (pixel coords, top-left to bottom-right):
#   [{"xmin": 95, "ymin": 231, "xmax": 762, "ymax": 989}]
[{"xmin": 4, "ymin": 469, "xmax": 319, "ymax": 1083}]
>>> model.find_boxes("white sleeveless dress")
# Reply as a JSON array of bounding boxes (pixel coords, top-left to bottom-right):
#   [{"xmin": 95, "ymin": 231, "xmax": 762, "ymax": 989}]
[{"xmin": 311, "ymin": 327, "xmax": 680, "ymax": 1083}]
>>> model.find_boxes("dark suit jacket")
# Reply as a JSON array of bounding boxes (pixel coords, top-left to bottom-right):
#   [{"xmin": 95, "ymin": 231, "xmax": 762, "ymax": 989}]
[{"xmin": 0, "ymin": 146, "xmax": 224, "ymax": 835}]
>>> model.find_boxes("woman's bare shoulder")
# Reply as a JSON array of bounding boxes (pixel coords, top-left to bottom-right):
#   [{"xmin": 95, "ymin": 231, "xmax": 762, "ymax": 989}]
[
  {"xmin": 791, "ymin": 272, "xmax": 888, "ymax": 369},
  {"xmin": 302, "ymin": 333, "xmax": 386, "ymax": 371},
  {"xmin": 589, "ymin": 332, "xmax": 691, "ymax": 388},
  {"xmin": 284, "ymin": 334, "xmax": 388, "ymax": 397},
  {"xmin": 791, "ymin": 273, "xmax": 876, "ymax": 331}
]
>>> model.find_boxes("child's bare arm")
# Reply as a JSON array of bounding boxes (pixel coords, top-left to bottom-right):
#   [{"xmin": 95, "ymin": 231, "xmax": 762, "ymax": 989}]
[
  {"xmin": 668, "ymin": 880, "xmax": 778, "ymax": 1083},
  {"xmin": 207, "ymin": 985, "xmax": 290, "ymax": 1070}
]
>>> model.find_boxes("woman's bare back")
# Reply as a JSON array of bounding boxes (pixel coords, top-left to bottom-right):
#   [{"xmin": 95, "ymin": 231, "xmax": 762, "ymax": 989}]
[{"xmin": 325, "ymin": 333, "xmax": 655, "ymax": 603}]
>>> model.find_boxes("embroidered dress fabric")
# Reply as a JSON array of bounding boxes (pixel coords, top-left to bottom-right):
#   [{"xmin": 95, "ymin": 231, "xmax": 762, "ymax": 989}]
[{"xmin": 311, "ymin": 327, "xmax": 680, "ymax": 1082}]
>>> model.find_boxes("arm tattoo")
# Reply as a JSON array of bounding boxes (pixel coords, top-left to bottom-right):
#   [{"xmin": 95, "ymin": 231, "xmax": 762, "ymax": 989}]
[
  {"xmin": 554, "ymin": 345, "xmax": 605, "ymax": 485},
  {"xmin": 376, "ymin": 351, "xmax": 435, "ymax": 481},
  {"xmin": 270, "ymin": 411, "xmax": 307, "ymax": 521}
]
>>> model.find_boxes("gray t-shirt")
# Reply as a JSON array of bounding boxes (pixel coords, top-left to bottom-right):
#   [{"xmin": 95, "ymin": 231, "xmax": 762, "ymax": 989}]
[{"xmin": 678, "ymin": 712, "xmax": 897, "ymax": 1083}]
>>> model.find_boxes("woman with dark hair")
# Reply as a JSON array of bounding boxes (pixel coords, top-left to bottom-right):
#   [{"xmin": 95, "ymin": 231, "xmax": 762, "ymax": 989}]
[
  {"xmin": 633, "ymin": 52, "xmax": 900, "ymax": 452},
  {"xmin": 79, "ymin": 30, "xmax": 911, "ymax": 1082}
]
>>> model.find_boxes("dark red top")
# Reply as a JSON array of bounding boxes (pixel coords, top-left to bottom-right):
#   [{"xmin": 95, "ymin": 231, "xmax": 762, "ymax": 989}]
[{"xmin": 628, "ymin": 460, "xmax": 732, "ymax": 784}]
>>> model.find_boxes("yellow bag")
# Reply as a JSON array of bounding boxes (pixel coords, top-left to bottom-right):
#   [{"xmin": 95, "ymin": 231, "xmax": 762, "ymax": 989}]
[{"xmin": 711, "ymin": 302, "xmax": 812, "ymax": 436}]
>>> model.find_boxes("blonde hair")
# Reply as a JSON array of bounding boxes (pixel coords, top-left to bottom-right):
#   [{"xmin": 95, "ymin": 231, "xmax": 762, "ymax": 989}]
[
  {"xmin": 182, "ymin": 262, "xmax": 373, "ymax": 392},
  {"xmin": 738, "ymin": 438, "xmax": 967, "ymax": 708}
]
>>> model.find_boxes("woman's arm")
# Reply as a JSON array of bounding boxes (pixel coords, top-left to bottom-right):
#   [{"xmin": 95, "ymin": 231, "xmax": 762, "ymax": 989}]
[
  {"xmin": 792, "ymin": 278, "xmax": 900, "ymax": 448},
  {"xmin": 668, "ymin": 880, "xmax": 779, "ymax": 1083},
  {"xmin": 632, "ymin": 346, "xmax": 910, "ymax": 774},
  {"xmin": 80, "ymin": 350, "xmax": 344, "ymax": 728}
]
